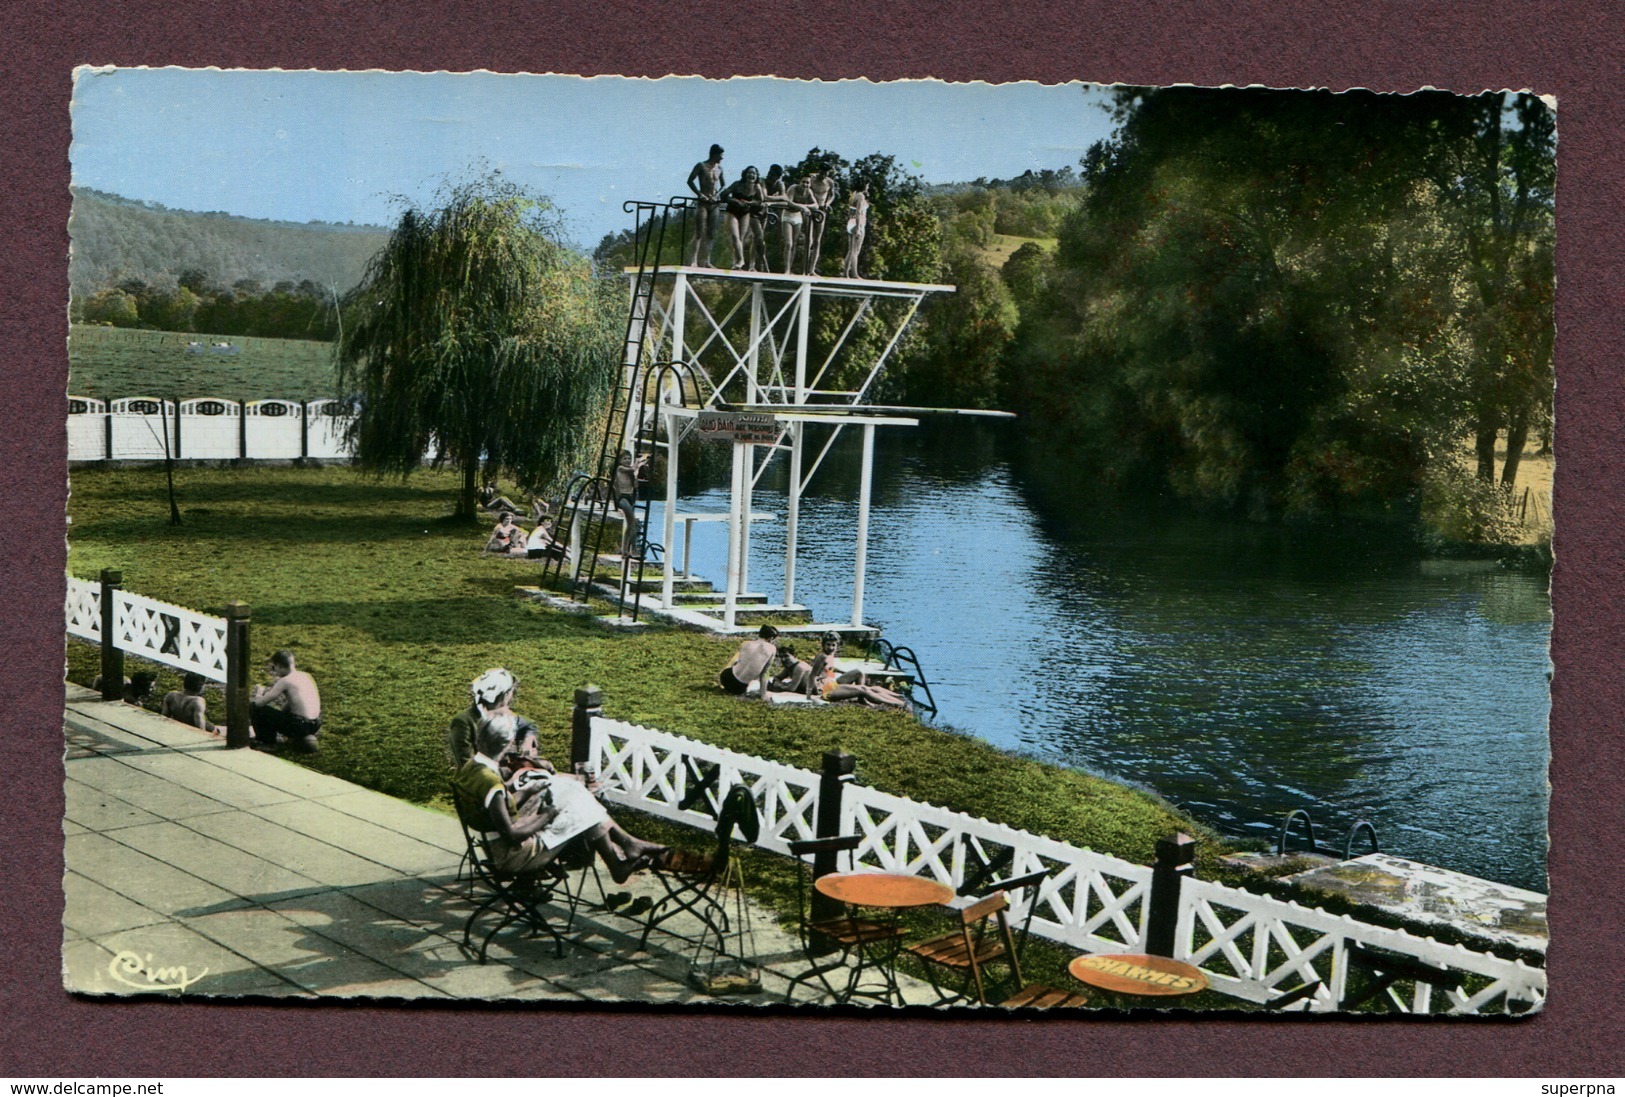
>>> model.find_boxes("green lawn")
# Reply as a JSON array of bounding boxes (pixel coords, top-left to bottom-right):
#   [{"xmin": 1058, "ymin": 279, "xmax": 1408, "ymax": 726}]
[
  {"xmin": 66, "ymin": 464, "xmax": 1213, "ymax": 861},
  {"xmin": 65, "ymin": 463, "xmax": 1261, "ymax": 1004},
  {"xmin": 69, "ymin": 325, "xmax": 338, "ymax": 402}
]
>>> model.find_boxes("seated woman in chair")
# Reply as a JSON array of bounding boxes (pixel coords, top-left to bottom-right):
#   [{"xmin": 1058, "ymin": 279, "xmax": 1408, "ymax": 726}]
[
  {"xmin": 807, "ymin": 631, "xmax": 912, "ymax": 713},
  {"xmin": 452, "ymin": 713, "xmax": 669, "ymax": 884}
]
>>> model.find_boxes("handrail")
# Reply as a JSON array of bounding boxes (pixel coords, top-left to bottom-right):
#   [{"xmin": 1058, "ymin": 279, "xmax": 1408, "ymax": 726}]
[
  {"xmin": 1277, "ymin": 808, "xmax": 1320, "ymax": 857},
  {"xmin": 1345, "ymin": 819, "xmax": 1381, "ymax": 860},
  {"xmin": 864, "ymin": 636, "xmax": 939, "ymax": 718}
]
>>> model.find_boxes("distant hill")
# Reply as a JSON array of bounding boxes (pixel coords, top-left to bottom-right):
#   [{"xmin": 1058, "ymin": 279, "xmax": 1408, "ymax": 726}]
[{"xmin": 68, "ymin": 188, "xmax": 390, "ymax": 297}]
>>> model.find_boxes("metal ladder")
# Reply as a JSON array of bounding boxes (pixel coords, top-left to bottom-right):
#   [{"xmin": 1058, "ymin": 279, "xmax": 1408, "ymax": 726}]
[
  {"xmin": 863, "ymin": 636, "xmax": 940, "ymax": 719},
  {"xmin": 541, "ymin": 198, "xmax": 695, "ymax": 620}
]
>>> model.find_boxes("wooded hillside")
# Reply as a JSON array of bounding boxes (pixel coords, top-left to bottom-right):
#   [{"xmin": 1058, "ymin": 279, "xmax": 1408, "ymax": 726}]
[{"xmin": 68, "ymin": 188, "xmax": 388, "ymax": 296}]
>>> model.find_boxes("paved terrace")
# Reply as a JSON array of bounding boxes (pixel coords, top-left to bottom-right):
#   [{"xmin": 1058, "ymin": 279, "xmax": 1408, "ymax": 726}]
[{"xmin": 62, "ymin": 685, "xmax": 936, "ymax": 1006}]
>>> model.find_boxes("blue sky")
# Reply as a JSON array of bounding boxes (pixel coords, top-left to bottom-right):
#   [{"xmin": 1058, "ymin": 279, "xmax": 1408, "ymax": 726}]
[{"xmin": 70, "ymin": 69, "xmax": 1117, "ymax": 248}]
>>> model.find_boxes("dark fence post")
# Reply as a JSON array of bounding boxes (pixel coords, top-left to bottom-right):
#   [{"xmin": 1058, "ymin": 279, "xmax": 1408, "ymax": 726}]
[
  {"xmin": 1145, "ymin": 831, "xmax": 1196, "ymax": 957},
  {"xmin": 224, "ymin": 602, "xmax": 252, "ymax": 749},
  {"xmin": 98, "ymin": 568, "xmax": 123, "ymax": 700},
  {"xmin": 811, "ymin": 749, "xmax": 857, "ymax": 923},
  {"xmin": 571, "ymin": 684, "xmax": 602, "ymax": 770},
  {"xmin": 103, "ymin": 410, "xmax": 114, "ymax": 463},
  {"xmin": 238, "ymin": 400, "xmax": 248, "ymax": 461},
  {"xmin": 173, "ymin": 402, "xmax": 183, "ymax": 460},
  {"xmin": 299, "ymin": 401, "xmax": 310, "ymax": 463}
]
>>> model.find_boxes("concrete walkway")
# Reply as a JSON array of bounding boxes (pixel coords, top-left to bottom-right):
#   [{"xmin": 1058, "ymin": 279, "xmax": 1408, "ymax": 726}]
[{"xmin": 62, "ymin": 685, "xmax": 938, "ymax": 1006}]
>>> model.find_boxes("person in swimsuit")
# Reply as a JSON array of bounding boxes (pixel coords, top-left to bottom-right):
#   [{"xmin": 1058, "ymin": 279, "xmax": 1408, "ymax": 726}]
[
  {"xmin": 686, "ymin": 144, "xmax": 726, "ymax": 268},
  {"xmin": 611, "ymin": 449, "xmax": 650, "ymax": 559},
  {"xmin": 485, "ymin": 511, "xmax": 527, "ymax": 555},
  {"xmin": 767, "ymin": 642, "xmax": 814, "ymax": 695},
  {"xmin": 807, "ymin": 631, "xmax": 912, "ymax": 712},
  {"xmin": 160, "ymin": 671, "xmax": 216, "ymax": 734},
  {"xmin": 762, "ymin": 165, "xmax": 788, "ymax": 269},
  {"xmin": 719, "ymin": 625, "xmax": 780, "ymax": 698},
  {"xmin": 718, "ymin": 166, "xmax": 768, "ymax": 271},
  {"xmin": 478, "ymin": 484, "xmax": 523, "ymax": 514},
  {"xmin": 777, "ymin": 169, "xmax": 822, "ymax": 275},
  {"xmin": 250, "ymin": 649, "xmax": 323, "ymax": 752},
  {"xmin": 806, "ymin": 165, "xmax": 837, "ymax": 275},
  {"xmin": 842, "ymin": 181, "xmax": 870, "ymax": 279}
]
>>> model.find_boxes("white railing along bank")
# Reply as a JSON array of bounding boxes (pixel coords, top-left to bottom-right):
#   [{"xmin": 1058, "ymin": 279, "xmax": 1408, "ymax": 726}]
[
  {"xmin": 66, "ymin": 571, "xmax": 254, "ymax": 746},
  {"xmin": 66, "ymin": 575, "xmax": 229, "ymax": 681},
  {"xmin": 586, "ymin": 714, "xmax": 1545, "ymax": 1014}
]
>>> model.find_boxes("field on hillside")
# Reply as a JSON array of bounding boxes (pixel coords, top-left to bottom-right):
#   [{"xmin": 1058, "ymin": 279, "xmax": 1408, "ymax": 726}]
[
  {"xmin": 976, "ymin": 232, "xmax": 1058, "ymax": 269},
  {"xmin": 69, "ymin": 325, "xmax": 338, "ymax": 402}
]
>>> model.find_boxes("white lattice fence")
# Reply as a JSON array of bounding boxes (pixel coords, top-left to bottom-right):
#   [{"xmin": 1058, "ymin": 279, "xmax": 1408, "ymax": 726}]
[
  {"xmin": 590, "ymin": 718, "xmax": 822, "ymax": 853},
  {"xmin": 103, "ymin": 587, "xmax": 230, "ymax": 682},
  {"xmin": 590, "ymin": 715, "xmax": 1547, "ymax": 1014},
  {"xmin": 590, "ymin": 717, "xmax": 1155, "ymax": 956},
  {"xmin": 65, "ymin": 577, "xmax": 101, "ymax": 643},
  {"xmin": 1176, "ymin": 878, "xmax": 1545, "ymax": 1014}
]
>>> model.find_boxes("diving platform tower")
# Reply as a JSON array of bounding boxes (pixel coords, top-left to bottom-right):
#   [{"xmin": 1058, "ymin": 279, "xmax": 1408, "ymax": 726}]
[
  {"xmin": 542, "ymin": 197, "xmax": 957, "ymax": 638},
  {"xmin": 632, "ymin": 262, "xmax": 955, "ymax": 632}
]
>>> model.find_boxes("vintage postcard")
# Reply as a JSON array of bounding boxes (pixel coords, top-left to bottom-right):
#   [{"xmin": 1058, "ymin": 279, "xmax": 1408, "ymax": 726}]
[{"xmin": 63, "ymin": 69, "xmax": 1552, "ymax": 1012}]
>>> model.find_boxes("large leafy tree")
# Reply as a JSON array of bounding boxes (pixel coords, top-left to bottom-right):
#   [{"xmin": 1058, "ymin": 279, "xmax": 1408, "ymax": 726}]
[
  {"xmin": 337, "ymin": 176, "xmax": 622, "ymax": 517},
  {"xmin": 1006, "ymin": 86, "xmax": 1554, "ymax": 516}
]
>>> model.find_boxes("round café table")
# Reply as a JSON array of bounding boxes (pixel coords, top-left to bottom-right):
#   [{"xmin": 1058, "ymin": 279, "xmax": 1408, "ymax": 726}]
[
  {"xmin": 814, "ymin": 872, "xmax": 954, "ymax": 1004},
  {"xmin": 1069, "ymin": 953, "xmax": 1208, "ymax": 1006},
  {"xmin": 816, "ymin": 872, "xmax": 954, "ymax": 910}
]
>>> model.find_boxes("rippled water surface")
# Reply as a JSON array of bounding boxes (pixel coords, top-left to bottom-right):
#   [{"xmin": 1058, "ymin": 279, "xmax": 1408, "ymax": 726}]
[{"xmin": 664, "ymin": 419, "xmax": 1550, "ymax": 891}]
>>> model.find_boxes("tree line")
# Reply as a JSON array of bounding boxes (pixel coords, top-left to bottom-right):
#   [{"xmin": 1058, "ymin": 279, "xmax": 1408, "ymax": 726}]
[
  {"xmin": 155, "ymin": 88, "xmax": 1559, "ymax": 537},
  {"xmin": 73, "ymin": 272, "xmax": 342, "ymax": 341},
  {"xmin": 911, "ymin": 87, "xmax": 1554, "ymax": 535}
]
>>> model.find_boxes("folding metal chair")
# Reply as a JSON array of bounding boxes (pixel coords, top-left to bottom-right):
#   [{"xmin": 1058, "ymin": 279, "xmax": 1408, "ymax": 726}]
[
  {"xmin": 635, "ymin": 784, "xmax": 756, "ymax": 954},
  {"xmin": 450, "ymin": 781, "xmax": 581, "ymax": 963}
]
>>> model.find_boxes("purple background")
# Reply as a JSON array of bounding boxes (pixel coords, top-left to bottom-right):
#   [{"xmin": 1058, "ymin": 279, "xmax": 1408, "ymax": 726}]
[{"xmin": 3, "ymin": 0, "xmax": 1619, "ymax": 1076}]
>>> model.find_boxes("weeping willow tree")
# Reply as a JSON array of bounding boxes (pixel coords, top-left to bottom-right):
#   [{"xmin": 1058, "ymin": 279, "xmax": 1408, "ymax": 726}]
[{"xmin": 336, "ymin": 176, "xmax": 622, "ymax": 518}]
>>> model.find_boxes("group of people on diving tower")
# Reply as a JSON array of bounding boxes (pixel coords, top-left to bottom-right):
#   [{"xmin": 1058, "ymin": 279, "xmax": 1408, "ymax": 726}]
[{"xmin": 685, "ymin": 144, "xmax": 869, "ymax": 279}]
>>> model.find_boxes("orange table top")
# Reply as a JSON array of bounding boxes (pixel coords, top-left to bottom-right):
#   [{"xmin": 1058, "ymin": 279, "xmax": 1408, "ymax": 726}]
[
  {"xmin": 815, "ymin": 872, "xmax": 954, "ymax": 909},
  {"xmin": 1068, "ymin": 953, "xmax": 1208, "ymax": 997}
]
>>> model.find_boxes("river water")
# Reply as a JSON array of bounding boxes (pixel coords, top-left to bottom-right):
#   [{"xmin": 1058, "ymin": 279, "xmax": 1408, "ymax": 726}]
[{"xmin": 666, "ymin": 418, "xmax": 1551, "ymax": 892}]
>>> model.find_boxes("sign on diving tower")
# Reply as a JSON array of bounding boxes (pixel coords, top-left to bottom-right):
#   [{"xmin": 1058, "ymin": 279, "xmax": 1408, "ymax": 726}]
[{"xmin": 626, "ymin": 264, "xmax": 955, "ymax": 634}]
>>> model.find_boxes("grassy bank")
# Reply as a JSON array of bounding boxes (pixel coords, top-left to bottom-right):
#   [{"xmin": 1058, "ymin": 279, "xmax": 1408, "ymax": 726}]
[
  {"xmin": 67, "ymin": 463, "xmax": 1253, "ymax": 1005},
  {"xmin": 66, "ymin": 465, "xmax": 1217, "ymax": 872}
]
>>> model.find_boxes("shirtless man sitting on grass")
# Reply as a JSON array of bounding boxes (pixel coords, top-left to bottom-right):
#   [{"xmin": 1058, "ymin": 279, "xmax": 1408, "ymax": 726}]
[
  {"xmin": 768, "ymin": 643, "xmax": 814, "ymax": 695},
  {"xmin": 160, "ymin": 672, "xmax": 217, "ymax": 734},
  {"xmin": 719, "ymin": 625, "xmax": 780, "ymax": 699},
  {"xmin": 250, "ymin": 650, "xmax": 322, "ymax": 753}
]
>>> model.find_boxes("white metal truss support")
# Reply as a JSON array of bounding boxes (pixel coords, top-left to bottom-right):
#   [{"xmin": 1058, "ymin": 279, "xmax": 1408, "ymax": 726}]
[
  {"xmin": 740, "ymin": 443, "xmax": 754, "ymax": 598},
  {"xmin": 852, "ymin": 422, "xmax": 876, "ymax": 626},
  {"xmin": 748, "ymin": 283, "xmax": 762, "ymax": 406},
  {"xmin": 662, "ymin": 406, "xmax": 680, "ymax": 606},
  {"xmin": 847, "ymin": 295, "xmax": 924, "ymax": 406},
  {"xmin": 725, "ymin": 441, "xmax": 745, "ymax": 628},
  {"xmin": 794, "ymin": 283, "xmax": 812, "ymax": 404},
  {"xmin": 785, "ymin": 420, "xmax": 803, "ymax": 606}
]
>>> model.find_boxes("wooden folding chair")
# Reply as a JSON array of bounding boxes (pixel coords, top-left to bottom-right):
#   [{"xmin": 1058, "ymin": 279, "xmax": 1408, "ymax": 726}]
[
  {"xmin": 907, "ymin": 891, "xmax": 1021, "ymax": 1004},
  {"xmin": 781, "ymin": 835, "xmax": 908, "ymax": 1005},
  {"xmin": 947, "ymin": 867, "xmax": 1091, "ymax": 1009}
]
